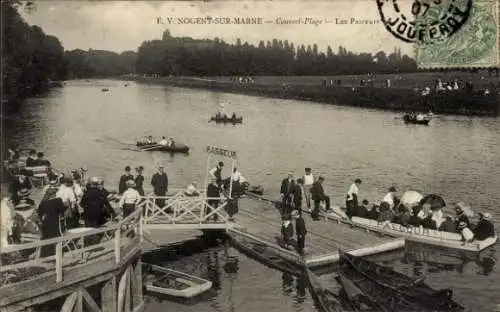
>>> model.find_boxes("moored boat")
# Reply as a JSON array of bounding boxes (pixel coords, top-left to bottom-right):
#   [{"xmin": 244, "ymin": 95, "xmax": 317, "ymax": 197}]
[
  {"xmin": 348, "ymin": 216, "xmax": 497, "ymax": 252},
  {"xmin": 338, "ymin": 251, "xmax": 465, "ymax": 311},
  {"xmin": 136, "ymin": 142, "xmax": 190, "ymax": 154},
  {"xmin": 228, "ymin": 229, "xmax": 301, "ymax": 275},
  {"xmin": 403, "ymin": 113, "xmax": 431, "ymax": 125},
  {"xmin": 304, "ymin": 267, "xmax": 343, "ymax": 312},
  {"xmin": 143, "ymin": 263, "xmax": 213, "ymax": 298},
  {"xmin": 209, "ymin": 116, "xmax": 243, "ymax": 124}
]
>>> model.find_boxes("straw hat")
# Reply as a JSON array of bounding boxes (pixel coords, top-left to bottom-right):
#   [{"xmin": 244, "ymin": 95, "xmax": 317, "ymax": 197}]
[{"xmin": 479, "ymin": 212, "xmax": 492, "ymax": 220}]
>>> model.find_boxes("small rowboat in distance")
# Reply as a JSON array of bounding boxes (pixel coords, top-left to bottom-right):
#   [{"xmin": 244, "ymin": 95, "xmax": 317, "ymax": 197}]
[
  {"xmin": 403, "ymin": 113, "xmax": 431, "ymax": 125},
  {"xmin": 136, "ymin": 142, "xmax": 190, "ymax": 154},
  {"xmin": 209, "ymin": 116, "xmax": 243, "ymax": 124},
  {"xmin": 143, "ymin": 263, "xmax": 212, "ymax": 298}
]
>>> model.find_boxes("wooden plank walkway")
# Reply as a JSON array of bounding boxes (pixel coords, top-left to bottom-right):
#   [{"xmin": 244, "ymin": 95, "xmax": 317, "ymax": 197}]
[{"xmin": 233, "ymin": 197, "xmax": 397, "ymax": 263}]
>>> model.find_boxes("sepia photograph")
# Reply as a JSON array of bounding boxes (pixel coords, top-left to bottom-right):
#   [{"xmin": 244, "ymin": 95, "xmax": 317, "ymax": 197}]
[{"xmin": 1, "ymin": 0, "xmax": 499, "ymax": 311}]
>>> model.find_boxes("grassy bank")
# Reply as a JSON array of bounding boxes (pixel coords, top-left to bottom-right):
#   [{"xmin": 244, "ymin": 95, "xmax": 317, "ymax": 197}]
[{"xmin": 130, "ymin": 73, "xmax": 500, "ymax": 116}]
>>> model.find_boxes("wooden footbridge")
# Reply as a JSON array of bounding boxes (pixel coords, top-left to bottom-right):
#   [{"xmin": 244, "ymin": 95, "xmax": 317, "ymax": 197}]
[{"xmin": 1, "ymin": 146, "xmax": 404, "ymax": 312}]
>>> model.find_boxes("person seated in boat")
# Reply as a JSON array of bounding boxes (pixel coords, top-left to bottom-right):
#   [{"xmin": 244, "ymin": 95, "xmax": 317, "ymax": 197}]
[
  {"xmin": 184, "ymin": 182, "xmax": 200, "ymax": 197},
  {"xmin": 438, "ymin": 215, "xmax": 457, "ymax": 233},
  {"xmin": 382, "ymin": 187, "xmax": 397, "ymax": 211},
  {"xmin": 46, "ymin": 166, "xmax": 61, "ymax": 184},
  {"xmin": 431, "ymin": 206, "xmax": 445, "ymax": 229},
  {"xmin": 166, "ymin": 137, "xmax": 175, "ymax": 147},
  {"xmin": 146, "ymin": 136, "xmax": 154, "ymax": 144},
  {"xmin": 25, "ymin": 149, "xmax": 38, "ymax": 167},
  {"xmin": 420, "ymin": 213, "xmax": 437, "ymax": 230},
  {"xmin": 454, "ymin": 204, "xmax": 470, "ymax": 233},
  {"xmin": 355, "ymin": 199, "xmax": 369, "ymax": 218},
  {"xmin": 473, "ymin": 212, "xmax": 495, "ymax": 240},
  {"xmin": 365, "ymin": 201, "xmax": 380, "ymax": 220},
  {"xmin": 34, "ymin": 152, "xmax": 51, "ymax": 167},
  {"xmin": 458, "ymin": 221, "xmax": 474, "ymax": 243},
  {"xmin": 231, "ymin": 112, "xmax": 237, "ymax": 120},
  {"xmin": 416, "ymin": 113, "xmax": 425, "ymax": 121},
  {"xmin": 394, "ymin": 204, "xmax": 411, "ymax": 226},
  {"xmin": 9, "ymin": 174, "xmax": 33, "ymax": 206},
  {"xmin": 407, "ymin": 206, "xmax": 422, "ymax": 227},
  {"xmin": 281, "ymin": 213, "xmax": 294, "ymax": 250},
  {"xmin": 159, "ymin": 137, "xmax": 168, "ymax": 146},
  {"xmin": 377, "ymin": 202, "xmax": 394, "ymax": 223}
]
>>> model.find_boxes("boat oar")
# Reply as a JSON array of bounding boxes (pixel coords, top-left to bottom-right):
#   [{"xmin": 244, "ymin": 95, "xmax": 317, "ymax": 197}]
[{"xmin": 140, "ymin": 145, "xmax": 162, "ymax": 152}]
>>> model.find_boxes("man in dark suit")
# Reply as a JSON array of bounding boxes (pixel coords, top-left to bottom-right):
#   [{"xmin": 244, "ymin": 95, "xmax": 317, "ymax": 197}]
[
  {"xmin": 310, "ymin": 176, "xmax": 330, "ymax": 221},
  {"xmin": 118, "ymin": 166, "xmax": 134, "ymax": 195},
  {"xmin": 292, "ymin": 210, "xmax": 307, "ymax": 256},
  {"xmin": 151, "ymin": 165, "xmax": 168, "ymax": 208},
  {"xmin": 280, "ymin": 172, "xmax": 295, "ymax": 217}
]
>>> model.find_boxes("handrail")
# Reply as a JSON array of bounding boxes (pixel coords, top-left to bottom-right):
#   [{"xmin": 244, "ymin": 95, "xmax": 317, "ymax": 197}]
[{"xmin": 1, "ymin": 209, "xmax": 142, "ymax": 255}]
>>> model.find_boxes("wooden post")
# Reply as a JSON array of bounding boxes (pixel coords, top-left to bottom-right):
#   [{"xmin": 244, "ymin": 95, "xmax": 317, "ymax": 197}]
[
  {"xmin": 56, "ymin": 241, "xmax": 63, "ymax": 282},
  {"xmin": 118, "ymin": 268, "xmax": 130, "ymax": 312},
  {"xmin": 204, "ymin": 153, "xmax": 212, "ymax": 193},
  {"xmin": 124, "ymin": 266, "xmax": 132, "ymax": 312},
  {"xmin": 101, "ymin": 275, "xmax": 117, "ymax": 312},
  {"xmin": 139, "ymin": 213, "xmax": 144, "ymax": 243},
  {"xmin": 114, "ymin": 229, "xmax": 121, "ymax": 264},
  {"xmin": 60, "ymin": 292, "xmax": 78, "ymax": 312},
  {"xmin": 131, "ymin": 260, "xmax": 143, "ymax": 309},
  {"xmin": 74, "ymin": 290, "xmax": 83, "ymax": 312}
]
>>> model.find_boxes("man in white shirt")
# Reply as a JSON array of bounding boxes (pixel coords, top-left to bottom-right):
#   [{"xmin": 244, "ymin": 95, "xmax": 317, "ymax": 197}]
[
  {"xmin": 159, "ymin": 137, "xmax": 168, "ymax": 146},
  {"xmin": 382, "ymin": 187, "xmax": 397, "ymax": 210},
  {"xmin": 56, "ymin": 177, "xmax": 78, "ymax": 228},
  {"xmin": 302, "ymin": 168, "xmax": 314, "ymax": 209},
  {"xmin": 346, "ymin": 178, "xmax": 362, "ymax": 219},
  {"xmin": 119, "ymin": 180, "xmax": 141, "ymax": 218},
  {"xmin": 209, "ymin": 161, "xmax": 224, "ymax": 186}
]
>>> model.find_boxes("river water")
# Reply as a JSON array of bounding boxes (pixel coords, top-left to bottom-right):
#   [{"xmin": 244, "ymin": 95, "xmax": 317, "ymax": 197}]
[{"xmin": 2, "ymin": 80, "xmax": 499, "ymax": 311}]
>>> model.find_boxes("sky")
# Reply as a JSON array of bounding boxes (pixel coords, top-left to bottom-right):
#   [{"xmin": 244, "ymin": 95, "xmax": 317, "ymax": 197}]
[{"xmin": 20, "ymin": 0, "xmax": 413, "ymax": 56}]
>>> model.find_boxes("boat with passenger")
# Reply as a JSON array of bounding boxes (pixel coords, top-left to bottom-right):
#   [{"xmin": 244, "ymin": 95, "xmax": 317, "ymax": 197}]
[
  {"xmin": 136, "ymin": 137, "xmax": 190, "ymax": 154},
  {"xmin": 322, "ymin": 192, "xmax": 497, "ymax": 252},
  {"xmin": 402, "ymin": 112, "xmax": 431, "ymax": 125},
  {"xmin": 337, "ymin": 250, "xmax": 465, "ymax": 311},
  {"xmin": 209, "ymin": 114, "xmax": 243, "ymax": 124}
]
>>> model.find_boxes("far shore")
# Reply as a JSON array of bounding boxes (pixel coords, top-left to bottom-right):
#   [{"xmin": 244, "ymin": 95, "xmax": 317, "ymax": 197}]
[{"xmin": 122, "ymin": 74, "xmax": 499, "ymax": 117}]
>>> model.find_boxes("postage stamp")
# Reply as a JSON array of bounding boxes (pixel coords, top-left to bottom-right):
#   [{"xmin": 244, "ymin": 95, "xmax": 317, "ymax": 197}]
[
  {"xmin": 377, "ymin": 0, "xmax": 499, "ymax": 68},
  {"xmin": 415, "ymin": 0, "xmax": 500, "ymax": 68}
]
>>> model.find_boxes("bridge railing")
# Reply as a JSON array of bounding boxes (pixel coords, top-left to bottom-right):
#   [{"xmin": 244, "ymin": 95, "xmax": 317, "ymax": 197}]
[
  {"xmin": 0, "ymin": 209, "xmax": 142, "ymax": 287},
  {"xmin": 140, "ymin": 192, "xmax": 231, "ymax": 227}
]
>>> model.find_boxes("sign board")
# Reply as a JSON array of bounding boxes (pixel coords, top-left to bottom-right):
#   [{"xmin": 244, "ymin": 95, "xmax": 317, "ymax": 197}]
[{"xmin": 206, "ymin": 145, "xmax": 237, "ymax": 159}]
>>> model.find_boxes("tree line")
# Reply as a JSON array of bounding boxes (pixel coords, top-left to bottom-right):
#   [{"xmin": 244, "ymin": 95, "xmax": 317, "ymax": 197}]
[
  {"xmin": 135, "ymin": 30, "xmax": 417, "ymax": 76},
  {"xmin": 3, "ymin": 0, "xmax": 66, "ymax": 105}
]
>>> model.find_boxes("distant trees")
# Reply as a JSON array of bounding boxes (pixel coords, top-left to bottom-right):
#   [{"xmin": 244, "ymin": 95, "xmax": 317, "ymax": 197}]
[
  {"xmin": 135, "ymin": 30, "xmax": 418, "ymax": 76},
  {"xmin": 2, "ymin": 0, "xmax": 66, "ymax": 103},
  {"xmin": 64, "ymin": 49, "xmax": 137, "ymax": 78}
]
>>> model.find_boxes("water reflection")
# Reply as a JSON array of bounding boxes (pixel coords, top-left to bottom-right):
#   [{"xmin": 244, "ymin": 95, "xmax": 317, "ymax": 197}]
[{"xmin": 282, "ymin": 272, "xmax": 294, "ymax": 296}]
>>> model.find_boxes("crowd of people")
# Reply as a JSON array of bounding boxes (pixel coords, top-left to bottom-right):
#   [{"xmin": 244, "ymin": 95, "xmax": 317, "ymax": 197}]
[{"xmin": 343, "ymin": 181, "xmax": 496, "ymax": 243}]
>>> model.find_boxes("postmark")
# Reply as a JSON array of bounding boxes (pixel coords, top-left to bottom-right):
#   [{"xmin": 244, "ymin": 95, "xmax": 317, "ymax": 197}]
[
  {"xmin": 416, "ymin": 0, "xmax": 499, "ymax": 68},
  {"xmin": 376, "ymin": 0, "xmax": 473, "ymax": 44}
]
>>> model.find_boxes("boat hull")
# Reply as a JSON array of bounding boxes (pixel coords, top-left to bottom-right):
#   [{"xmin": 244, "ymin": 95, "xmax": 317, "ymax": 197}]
[
  {"xmin": 143, "ymin": 264, "xmax": 212, "ymax": 298},
  {"xmin": 403, "ymin": 115, "xmax": 431, "ymax": 125},
  {"xmin": 136, "ymin": 142, "xmax": 190, "ymax": 153},
  {"xmin": 209, "ymin": 116, "xmax": 243, "ymax": 124}
]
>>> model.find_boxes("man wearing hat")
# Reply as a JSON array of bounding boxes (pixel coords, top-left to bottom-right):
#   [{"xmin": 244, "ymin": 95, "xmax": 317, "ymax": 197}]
[
  {"xmin": 81, "ymin": 177, "xmax": 114, "ymax": 227},
  {"xmin": 151, "ymin": 165, "xmax": 168, "ymax": 208},
  {"xmin": 280, "ymin": 172, "xmax": 296, "ymax": 216},
  {"xmin": 302, "ymin": 168, "xmax": 315, "ymax": 209},
  {"xmin": 209, "ymin": 161, "xmax": 224, "ymax": 186},
  {"xmin": 118, "ymin": 166, "xmax": 134, "ymax": 195},
  {"xmin": 56, "ymin": 177, "xmax": 78, "ymax": 229},
  {"xmin": 119, "ymin": 180, "xmax": 141, "ymax": 218},
  {"xmin": 473, "ymin": 212, "xmax": 495, "ymax": 240},
  {"xmin": 454, "ymin": 204, "xmax": 470, "ymax": 232},
  {"xmin": 310, "ymin": 176, "xmax": 330, "ymax": 220},
  {"xmin": 346, "ymin": 178, "xmax": 362, "ymax": 219},
  {"xmin": 134, "ymin": 166, "xmax": 145, "ymax": 196},
  {"xmin": 292, "ymin": 210, "xmax": 307, "ymax": 256},
  {"xmin": 9, "ymin": 174, "xmax": 33, "ymax": 206}
]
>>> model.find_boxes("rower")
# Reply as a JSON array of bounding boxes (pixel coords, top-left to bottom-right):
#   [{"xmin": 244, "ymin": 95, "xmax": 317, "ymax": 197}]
[
  {"xmin": 167, "ymin": 138, "xmax": 175, "ymax": 147},
  {"xmin": 231, "ymin": 112, "xmax": 237, "ymax": 119},
  {"xmin": 146, "ymin": 136, "xmax": 154, "ymax": 144},
  {"xmin": 159, "ymin": 137, "xmax": 168, "ymax": 146},
  {"xmin": 473, "ymin": 212, "xmax": 495, "ymax": 240}
]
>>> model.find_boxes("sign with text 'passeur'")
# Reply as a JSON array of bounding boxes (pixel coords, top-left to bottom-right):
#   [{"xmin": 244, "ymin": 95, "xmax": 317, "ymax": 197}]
[{"xmin": 206, "ymin": 145, "xmax": 237, "ymax": 159}]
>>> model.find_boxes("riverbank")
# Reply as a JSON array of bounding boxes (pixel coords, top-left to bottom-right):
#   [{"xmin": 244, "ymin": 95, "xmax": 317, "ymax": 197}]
[{"xmin": 129, "ymin": 75, "xmax": 500, "ymax": 116}]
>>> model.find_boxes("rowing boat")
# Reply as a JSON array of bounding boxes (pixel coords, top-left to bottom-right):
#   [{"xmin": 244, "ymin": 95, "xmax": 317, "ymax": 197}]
[
  {"xmin": 403, "ymin": 113, "xmax": 431, "ymax": 125},
  {"xmin": 227, "ymin": 229, "xmax": 301, "ymax": 275},
  {"xmin": 349, "ymin": 216, "xmax": 497, "ymax": 252},
  {"xmin": 304, "ymin": 267, "xmax": 343, "ymax": 312},
  {"xmin": 338, "ymin": 251, "xmax": 465, "ymax": 311},
  {"xmin": 143, "ymin": 263, "xmax": 212, "ymax": 298},
  {"xmin": 136, "ymin": 142, "xmax": 190, "ymax": 153},
  {"xmin": 209, "ymin": 116, "xmax": 243, "ymax": 124}
]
